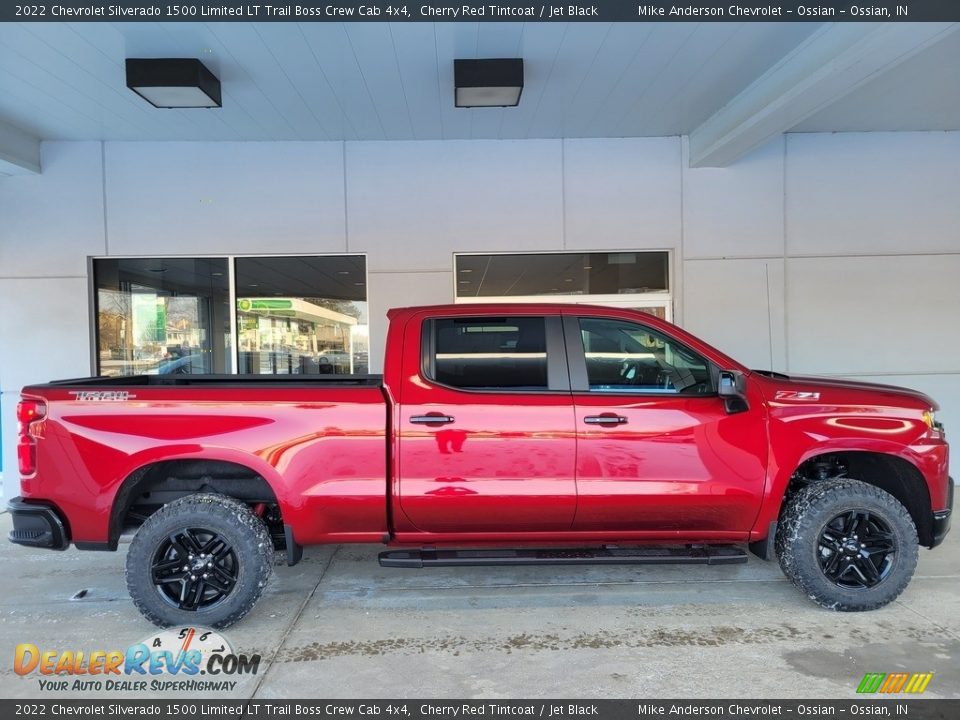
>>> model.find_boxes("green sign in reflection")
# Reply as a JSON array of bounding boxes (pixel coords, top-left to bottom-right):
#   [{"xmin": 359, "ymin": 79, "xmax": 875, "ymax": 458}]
[{"xmin": 237, "ymin": 298, "xmax": 293, "ymax": 313}]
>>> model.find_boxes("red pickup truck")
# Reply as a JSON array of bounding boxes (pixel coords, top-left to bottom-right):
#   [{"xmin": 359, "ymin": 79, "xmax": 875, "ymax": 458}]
[{"xmin": 8, "ymin": 303, "xmax": 953, "ymax": 628}]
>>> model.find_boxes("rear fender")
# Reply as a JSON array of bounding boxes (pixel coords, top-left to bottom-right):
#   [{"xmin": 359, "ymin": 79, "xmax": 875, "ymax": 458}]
[{"xmin": 105, "ymin": 446, "xmax": 290, "ymax": 548}]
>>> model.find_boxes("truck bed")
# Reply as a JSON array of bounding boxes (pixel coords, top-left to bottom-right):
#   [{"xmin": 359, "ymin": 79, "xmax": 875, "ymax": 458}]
[{"xmin": 18, "ymin": 375, "xmax": 390, "ymax": 548}]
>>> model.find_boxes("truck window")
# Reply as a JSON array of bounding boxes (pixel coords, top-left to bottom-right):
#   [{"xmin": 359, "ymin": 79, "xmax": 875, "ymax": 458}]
[
  {"xmin": 579, "ymin": 317, "xmax": 712, "ymax": 394},
  {"xmin": 432, "ymin": 317, "xmax": 548, "ymax": 390}
]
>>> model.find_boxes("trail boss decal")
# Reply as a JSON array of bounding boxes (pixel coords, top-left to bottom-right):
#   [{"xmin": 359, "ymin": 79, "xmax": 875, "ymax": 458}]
[
  {"xmin": 774, "ymin": 391, "xmax": 821, "ymax": 401},
  {"xmin": 68, "ymin": 391, "xmax": 135, "ymax": 402}
]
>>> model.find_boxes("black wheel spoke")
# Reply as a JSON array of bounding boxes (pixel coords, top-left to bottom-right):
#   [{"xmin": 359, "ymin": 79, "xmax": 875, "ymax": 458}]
[
  {"xmin": 853, "ymin": 512, "xmax": 872, "ymax": 538},
  {"xmin": 820, "ymin": 530, "xmax": 842, "ymax": 550},
  {"xmin": 213, "ymin": 544, "xmax": 233, "ymax": 562},
  {"xmin": 152, "ymin": 558, "xmax": 184, "ymax": 583},
  {"xmin": 181, "ymin": 529, "xmax": 205, "ymax": 554},
  {"xmin": 837, "ymin": 558, "xmax": 859, "ymax": 582},
  {"xmin": 211, "ymin": 563, "xmax": 237, "ymax": 586},
  {"xmin": 854, "ymin": 555, "xmax": 881, "ymax": 585},
  {"xmin": 181, "ymin": 578, "xmax": 205, "ymax": 611},
  {"xmin": 842, "ymin": 511, "xmax": 860, "ymax": 537},
  {"xmin": 200, "ymin": 536, "xmax": 226, "ymax": 558},
  {"xmin": 204, "ymin": 573, "xmax": 232, "ymax": 593},
  {"xmin": 179, "ymin": 576, "xmax": 193, "ymax": 606},
  {"xmin": 168, "ymin": 533, "xmax": 192, "ymax": 560},
  {"xmin": 863, "ymin": 532, "xmax": 895, "ymax": 555},
  {"xmin": 821, "ymin": 549, "xmax": 843, "ymax": 576}
]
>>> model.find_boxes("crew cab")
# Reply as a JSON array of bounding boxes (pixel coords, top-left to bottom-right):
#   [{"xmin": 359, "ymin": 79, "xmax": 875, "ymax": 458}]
[{"xmin": 8, "ymin": 304, "xmax": 953, "ymax": 627}]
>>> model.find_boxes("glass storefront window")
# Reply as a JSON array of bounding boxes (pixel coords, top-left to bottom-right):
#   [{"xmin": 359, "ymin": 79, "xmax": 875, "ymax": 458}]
[
  {"xmin": 453, "ymin": 251, "xmax": 672, "ymax": 320},
  {"xmin": 94, "ymin": 258, "xmax": 230, "ymax": 376},
  {"xmin": 234, "ymin": 256, "xmax": 368, "ymax": 375},
  {"xmin": 92, "ymin": 255, "xmax": 368, "ymax": 377},
  {"xmin": 454, "ymin": 252, "xmax": 669, "ymax": 298}
]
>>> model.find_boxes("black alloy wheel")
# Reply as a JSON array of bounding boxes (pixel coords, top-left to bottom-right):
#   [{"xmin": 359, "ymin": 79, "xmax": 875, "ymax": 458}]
[
  {"xmin": 127, "ymin": 493, "xmax": 273, "ymax": 628},
  {"xmin": 151, "ymin": 528, "xmax": 239, "ymax": 610},
  {"xmin": 817, "ymin": 509, "xmax": 896, "ymax": 589},
  {"xmin": 776, "ymin": 477, "xmax": 918, "ymax": 611}
]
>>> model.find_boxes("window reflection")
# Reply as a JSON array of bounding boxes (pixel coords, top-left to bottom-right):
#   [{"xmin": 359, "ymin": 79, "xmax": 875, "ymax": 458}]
[
  {"xmin": 93, "ymin": 255, "xmax": 369, "ymax": 377},
  {"xmin": 94, "ymin": 258, "xmax": 230, "ymax": 376},
  {"xmin": 234, "ymin": 256, "xmax": 368, "ymax": 375},
  {"xmin": 455, "ymin": 252, "xmax": 669, "ymax": 297},
  {"xmin": 433, "ymin": 317, "xmax": 548, "ymax": 389}
]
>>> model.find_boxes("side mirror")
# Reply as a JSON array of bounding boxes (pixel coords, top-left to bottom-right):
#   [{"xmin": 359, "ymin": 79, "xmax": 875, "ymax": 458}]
[{"xmin": 718, "ymin": 370, "xmax": 749, "ymax": 414}]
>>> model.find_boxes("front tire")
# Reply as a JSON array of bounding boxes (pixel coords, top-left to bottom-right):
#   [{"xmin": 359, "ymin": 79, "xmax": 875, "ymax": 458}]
[
  {"xmin": 775, "ymin": 478, "xmax": 918, "ymax": 611},
  {"xmin": 126, "ymin": 493, "xmax": 273, "ymax": 628}
]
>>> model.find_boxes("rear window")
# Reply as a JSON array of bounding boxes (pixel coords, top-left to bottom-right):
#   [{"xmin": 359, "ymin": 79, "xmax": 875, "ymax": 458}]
[{"xmin": 432, "ymin": 317, "xmax": 548, "ymax": 390}]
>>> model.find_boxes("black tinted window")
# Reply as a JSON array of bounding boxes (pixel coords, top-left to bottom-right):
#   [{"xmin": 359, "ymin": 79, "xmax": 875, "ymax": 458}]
[
  {"xmin": 433, "ymin": 317, "xmax": 547, "ymax": 390},
  {"xmin": 579, "ymin": 318, "xmax": 712, "ymax": 394},
  {"xmin": 455, "ymin": 252, "xmax": 669, "ymax": 297}
]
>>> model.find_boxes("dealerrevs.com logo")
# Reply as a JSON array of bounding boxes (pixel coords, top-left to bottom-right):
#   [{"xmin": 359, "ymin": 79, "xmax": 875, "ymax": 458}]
[{"xmin": 14, "ymin": 627, "xmax": 260, "ymax": 693}]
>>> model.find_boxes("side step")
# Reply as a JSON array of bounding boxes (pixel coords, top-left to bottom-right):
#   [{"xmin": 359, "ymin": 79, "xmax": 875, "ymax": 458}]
[{"xmin": 379, "ymin": 545, "xmax": 747, "ymax": 568}]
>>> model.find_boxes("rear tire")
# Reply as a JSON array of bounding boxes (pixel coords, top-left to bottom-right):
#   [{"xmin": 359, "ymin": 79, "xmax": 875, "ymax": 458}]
[
  {"xmin": 775, "ymin": 478, "xmax": 918, "ymax": 611},
  {"xmin": 126, "ymin": 493, "xmax": 273, "ymax": 628}
]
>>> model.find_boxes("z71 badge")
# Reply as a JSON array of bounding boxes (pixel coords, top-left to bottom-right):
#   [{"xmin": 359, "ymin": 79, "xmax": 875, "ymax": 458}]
[
  {"xmin": 774, "ymin": 390, "xmax": 821, "ymax": 401},
  {"xmin": 68, "ymin": 390, "xmax": 135, "ymax": 402}
]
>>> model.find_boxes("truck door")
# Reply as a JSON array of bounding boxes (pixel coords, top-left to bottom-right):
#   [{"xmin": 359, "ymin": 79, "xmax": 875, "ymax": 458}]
[
  {"xmin": 396, "ymin": 313, "xmax": 577, "ymax": 534},
  {"xmin": 565, "ymin": 314, "xmax": 767, "ymax": 535}
]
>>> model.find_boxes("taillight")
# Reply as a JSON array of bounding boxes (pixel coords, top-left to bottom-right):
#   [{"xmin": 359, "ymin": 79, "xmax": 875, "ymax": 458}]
[
  {"xmin": 17, "ymin": 437, "xmax": 37, "ymax": 476},
  {"xmin": 16, "ymin": 399, "xmax": 46, "ymax": 476}
]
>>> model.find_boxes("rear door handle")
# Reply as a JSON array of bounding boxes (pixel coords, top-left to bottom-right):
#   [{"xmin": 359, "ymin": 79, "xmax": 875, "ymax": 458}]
[
  {"xmin": 410, "ymin": 414, "xmax": 456, "ymax": 425},
  {"xmin": 583, "ymin": 414, "xmax": 628, "ymax": 425}
]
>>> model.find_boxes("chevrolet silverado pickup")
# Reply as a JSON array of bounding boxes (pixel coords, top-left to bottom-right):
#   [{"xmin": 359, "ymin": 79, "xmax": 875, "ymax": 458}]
[{"xmin": 8, "ymin": 304, "xmax": 953, "ymax": 627}]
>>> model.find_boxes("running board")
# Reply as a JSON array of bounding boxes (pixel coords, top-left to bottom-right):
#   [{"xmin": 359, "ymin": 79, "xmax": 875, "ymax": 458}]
[{"xmin": 378, "ymin": 545, "xmax": 747, "ymax": 568}]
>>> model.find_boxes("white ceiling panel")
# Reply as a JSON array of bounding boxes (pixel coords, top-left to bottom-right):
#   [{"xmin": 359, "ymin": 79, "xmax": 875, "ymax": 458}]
[{"xmin": 0, "ymin": 21, "xmax": 955, "ymax": 143}]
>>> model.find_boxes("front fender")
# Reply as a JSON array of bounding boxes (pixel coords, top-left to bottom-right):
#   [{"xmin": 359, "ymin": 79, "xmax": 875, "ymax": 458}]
[{"xmin": 749, "ymin": 411, "xmax": 931, "ymax": 541}]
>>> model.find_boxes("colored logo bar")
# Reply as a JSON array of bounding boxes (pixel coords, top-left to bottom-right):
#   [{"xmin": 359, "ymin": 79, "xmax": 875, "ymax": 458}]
[{"xmin": 857, "ymin": 672, "xmax": 933, "ymax": 694}]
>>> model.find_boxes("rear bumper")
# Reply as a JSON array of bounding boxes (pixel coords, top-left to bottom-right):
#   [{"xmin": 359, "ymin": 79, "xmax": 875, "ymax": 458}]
[
  {"xmin": 930, "ymin": 477, "xmax": 953, "ymax": 548},
  {"xmin": 7, "ymin": 497, "xmax": 69, "ymax": 550}
]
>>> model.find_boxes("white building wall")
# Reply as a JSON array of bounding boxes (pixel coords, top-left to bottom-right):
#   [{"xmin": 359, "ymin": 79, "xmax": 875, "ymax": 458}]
[{"xmin": 1, "ymin": 132, "xmax": 958, "ymax": 498}]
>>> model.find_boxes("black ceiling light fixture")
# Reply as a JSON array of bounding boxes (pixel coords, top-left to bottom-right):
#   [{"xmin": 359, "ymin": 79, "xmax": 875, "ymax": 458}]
[
  {"xmin": 125, "ymin": 58, "xmax": 222, "ymax": 108},
  {"xmin": 454, "ymin": 58, "xmax": 524, "ymax": 108}
]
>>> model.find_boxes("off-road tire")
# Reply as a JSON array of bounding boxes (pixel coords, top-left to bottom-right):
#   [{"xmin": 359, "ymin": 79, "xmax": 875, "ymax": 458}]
[
  {"xmin": 776, "ymin": 478, "xmax": 918, "ymax": 611},
  {"xmin": 126, "ymin": 493, "xmax": 273, "ymax": 628}
]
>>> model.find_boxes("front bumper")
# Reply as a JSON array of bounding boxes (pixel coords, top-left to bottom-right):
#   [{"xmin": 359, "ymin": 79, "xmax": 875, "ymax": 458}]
[
  {"xmin": 930, "ymin": 477, "xmax": 953, "ymax": 548},
  {"xmin": 7, "ymin": 497, "xmax": 69, "ymax": 550}
]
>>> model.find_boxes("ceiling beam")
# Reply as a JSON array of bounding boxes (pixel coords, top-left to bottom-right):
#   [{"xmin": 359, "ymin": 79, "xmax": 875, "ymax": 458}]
[
  {"xmin": 0, "ymin": 119, "xmax": 41, "ymax": 175},
  {"xmin": 688, "ymin": 22, "xmax": 960, "ymax": 168}
]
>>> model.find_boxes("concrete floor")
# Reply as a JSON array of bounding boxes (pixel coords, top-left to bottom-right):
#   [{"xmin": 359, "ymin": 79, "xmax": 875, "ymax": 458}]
[{"xmin": 0, "ymin": 511, "xmax": 957, "ymax": 700}]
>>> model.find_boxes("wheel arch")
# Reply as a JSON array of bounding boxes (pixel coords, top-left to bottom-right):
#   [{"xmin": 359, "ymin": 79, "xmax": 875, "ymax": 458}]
[
  {"xmin": 107, "ymin": 451, "xmax": 287, "ymax": 551},
  {"xmin": 781, "ymin": 450, "xmax": 934, "ymax": 547}
]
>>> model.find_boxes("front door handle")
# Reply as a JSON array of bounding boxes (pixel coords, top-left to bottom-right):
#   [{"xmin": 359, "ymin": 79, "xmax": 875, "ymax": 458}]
[
  {"xmin": 410, "ymin": 414, "xmax": 456, "ymax": 425},
  {"xmin": 583, "ymin": 414, "xmax": 628, "ymax": 425}
]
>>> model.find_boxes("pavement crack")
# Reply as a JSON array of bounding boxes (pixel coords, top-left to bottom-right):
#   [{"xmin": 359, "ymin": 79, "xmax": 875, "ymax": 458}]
[
  {"xmin": 894, "ymin": 598, "xmax": 960, "ymax": 642},
  {"xmin": 244, "ymin": 547, "xmax": 340, "ymax": 700}
]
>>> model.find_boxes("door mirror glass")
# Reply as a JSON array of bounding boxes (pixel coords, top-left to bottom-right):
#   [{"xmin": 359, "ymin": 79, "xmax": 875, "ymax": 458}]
[
  {"xmin": 718, "ymin": 370, "xmax": 748, "ymax": 413},
  {"xmin": 718, "ymin": 371, "xmax": 738, "ymax": 397}
]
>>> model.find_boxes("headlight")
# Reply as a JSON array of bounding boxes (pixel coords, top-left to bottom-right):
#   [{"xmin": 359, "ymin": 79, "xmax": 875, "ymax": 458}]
[{"xmin": 923, "ymin": 410, "xmax": 943, "ymax": 433}]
